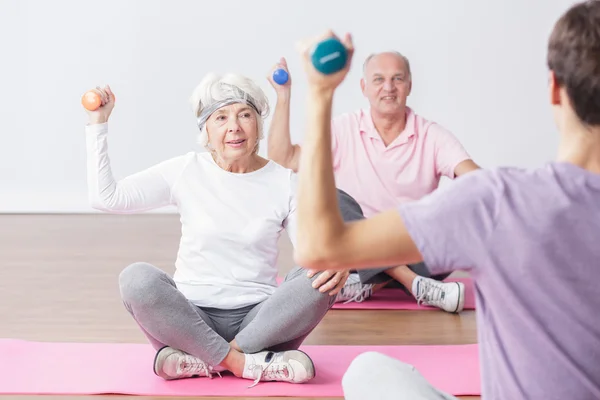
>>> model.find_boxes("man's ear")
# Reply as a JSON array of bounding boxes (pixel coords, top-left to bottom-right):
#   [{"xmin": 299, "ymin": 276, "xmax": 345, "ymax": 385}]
[{"xmin": 549, "ymin": 70, "xmax": 561, "ymax": 106}]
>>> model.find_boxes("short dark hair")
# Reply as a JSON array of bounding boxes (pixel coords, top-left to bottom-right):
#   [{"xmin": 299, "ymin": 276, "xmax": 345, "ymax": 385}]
[{"xmin": 547, "ymin": 0, "xmax": 600, "ymax": 126}]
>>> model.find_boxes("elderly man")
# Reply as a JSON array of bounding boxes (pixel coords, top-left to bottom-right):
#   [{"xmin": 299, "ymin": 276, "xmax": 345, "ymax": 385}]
[{"xmin": 266, "ymin": 51, "xmax": 479, "ymax": 313}]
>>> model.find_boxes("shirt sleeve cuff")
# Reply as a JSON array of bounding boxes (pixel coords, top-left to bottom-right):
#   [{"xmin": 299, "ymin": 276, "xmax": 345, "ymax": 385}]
[{"xmin": 85, "ymin": 122, "xmax": 108, "ymax": 135}]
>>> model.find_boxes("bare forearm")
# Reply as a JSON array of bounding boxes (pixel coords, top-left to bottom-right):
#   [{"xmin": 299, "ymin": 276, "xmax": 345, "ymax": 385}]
[
  {"xmin": 454, "ymin": 159, "xmax": 480, "ymax": 177},
  {"xmin": 89, "ymin": 115, "xmax": 108, "ymax": 125},
  {"xmin": 267, "ymin": 96, "xmax": 300, "ymax": 171},
  {"xmin": 295, "ymin": 88, "xmax": 421, "ymax": 270},
  {"xmin": 297, "ymin": 88, "xmax": 344, "ymax": 260}
]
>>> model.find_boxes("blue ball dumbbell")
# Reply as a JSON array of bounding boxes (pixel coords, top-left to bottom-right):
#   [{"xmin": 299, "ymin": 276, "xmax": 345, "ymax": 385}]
[
  {"xmin": 272, "ymin": 68, "xmax": 289, "ymax": 85},
  {"xmin": 311, "ymin": 37, "xmax": 348, "ymax": 75}
]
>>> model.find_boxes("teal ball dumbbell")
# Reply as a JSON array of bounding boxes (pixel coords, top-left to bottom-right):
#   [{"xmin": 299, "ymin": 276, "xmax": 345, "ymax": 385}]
[{"xmin": 311, "ymin": 37, "xmax": 348, "ymax": 74}]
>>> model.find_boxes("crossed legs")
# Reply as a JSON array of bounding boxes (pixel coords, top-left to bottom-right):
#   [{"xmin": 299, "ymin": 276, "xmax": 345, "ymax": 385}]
[{"xmin": 119, "ymin": 262, "xmax": 335, "ymax": 384}]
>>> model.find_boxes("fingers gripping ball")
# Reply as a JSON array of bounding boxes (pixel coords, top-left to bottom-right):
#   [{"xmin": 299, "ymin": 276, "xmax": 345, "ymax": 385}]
[
  {"xmin": 81, "ymin": 91, "xmax": 102, "ymax": 111},
  {"xmin": 311, "ymin": 38, "xmax": 348, "ymax": 75},
  {"xmin": 272, "ymin": 68, "xmax": 289, "ymax": 85}
]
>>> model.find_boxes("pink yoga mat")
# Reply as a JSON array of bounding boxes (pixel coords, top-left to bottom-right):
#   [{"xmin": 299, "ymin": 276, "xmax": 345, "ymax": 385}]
[
  {"xmin": 0, "ymin": 339, "xmax": 480, "ymax": 397},
  {"xmin": 278, "ymin": 276, "xmax": 476, "ymax": 310}
]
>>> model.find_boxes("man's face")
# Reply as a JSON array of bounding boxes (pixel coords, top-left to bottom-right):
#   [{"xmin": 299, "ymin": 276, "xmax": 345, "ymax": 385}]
[{"xmin": 361, "ymin": 53, "xmax": 412, "ymax": 115}]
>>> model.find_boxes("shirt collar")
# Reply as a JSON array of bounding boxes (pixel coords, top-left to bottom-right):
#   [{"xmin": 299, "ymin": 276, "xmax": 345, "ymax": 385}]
[{"xmin": 360, "ymin": 107, "xmax": 417, "ymax": 146}]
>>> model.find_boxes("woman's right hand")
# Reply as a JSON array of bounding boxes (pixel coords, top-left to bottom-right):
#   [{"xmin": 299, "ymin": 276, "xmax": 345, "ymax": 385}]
[
  {"xmin": 86, "ymin": 85, "xmax": 115, "ymax": 125},
  {"xmin": 267, "ymin": 57, "xmax": 291, "ymax": 100}
]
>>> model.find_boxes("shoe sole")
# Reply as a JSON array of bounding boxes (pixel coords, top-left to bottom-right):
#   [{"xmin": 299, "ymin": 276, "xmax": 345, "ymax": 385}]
[
  {"xmin": 453, "ymin": 282, "xmax": 465, "ymax": 313},
  {"xmin": 153, "ymin": 346, "xmax": 172, "ymax": 378}
]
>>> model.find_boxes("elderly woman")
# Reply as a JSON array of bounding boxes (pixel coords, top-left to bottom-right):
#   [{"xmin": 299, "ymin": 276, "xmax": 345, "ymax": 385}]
[{"xmin": 83, "ymin": 73, "xmax": 349, "ymax": 386}]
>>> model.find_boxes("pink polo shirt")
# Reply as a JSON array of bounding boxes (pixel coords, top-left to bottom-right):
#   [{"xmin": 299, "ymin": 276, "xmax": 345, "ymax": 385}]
[{"xmin": 331, "ymin": 107, "xmax": 471, "ymax": 218}]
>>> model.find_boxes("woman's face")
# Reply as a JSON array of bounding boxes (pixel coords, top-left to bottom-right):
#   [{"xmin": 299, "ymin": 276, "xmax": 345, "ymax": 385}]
[{"xmin": 205, "ymin": 103, "xmax": 259, "ymax": 161}]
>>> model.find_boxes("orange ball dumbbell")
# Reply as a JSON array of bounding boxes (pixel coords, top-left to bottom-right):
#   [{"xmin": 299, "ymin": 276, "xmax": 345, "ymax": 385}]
[
  {"xmin": 81, "ymin": 90, "xmax": 101, "ymax": 111},
  {"xmin": 81, "ymin": 89, "xmax": 114, "ymax": 111}
]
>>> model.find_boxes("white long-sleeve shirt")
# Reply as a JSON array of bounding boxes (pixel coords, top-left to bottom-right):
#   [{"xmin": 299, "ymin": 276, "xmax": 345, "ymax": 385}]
[{"xmin": 86, "ymin": 123, "xmax": 298, "ymax": 309}]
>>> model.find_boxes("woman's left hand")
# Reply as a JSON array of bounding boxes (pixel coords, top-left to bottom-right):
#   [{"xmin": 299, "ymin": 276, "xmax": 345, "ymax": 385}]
[{"xmin": 307, "ymin": 269, "xmax": 350, "ymax": 296}]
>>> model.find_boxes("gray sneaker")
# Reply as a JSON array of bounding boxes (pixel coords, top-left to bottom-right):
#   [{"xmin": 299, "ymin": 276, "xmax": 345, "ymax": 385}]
[
  {"xmin": 335, "ymin": 273, "xmax": 374, "ymax": 303},
  {"xmin": 242, "ymin": 349, "xmax": 315, "ymax": 387},
  {"xmin": 153, "ymin": 346, "xmax": 221, "ymax": 380}
]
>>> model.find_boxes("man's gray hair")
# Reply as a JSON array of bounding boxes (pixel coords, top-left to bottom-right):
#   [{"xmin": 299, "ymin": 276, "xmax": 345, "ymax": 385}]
[{"xmin": 363, "ymin": 51, "xmax": 412, "ymax": 80}]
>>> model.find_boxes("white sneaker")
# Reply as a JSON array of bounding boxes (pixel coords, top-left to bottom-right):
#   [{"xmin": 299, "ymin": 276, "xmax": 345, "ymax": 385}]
[
  {"xmin": 242, "ymin": 349, "xmax": 315, "ymax": 387},
  {"xmin": 414, "ymin": 277, "xmax": 465, "ymax": 313},
  {"xmin": 335, "ymin": 273, "xmax": 374, "ymax": 303},
  {"xmin": 153, "ymin": 346, "xmax": 222, "ymax": 380}
]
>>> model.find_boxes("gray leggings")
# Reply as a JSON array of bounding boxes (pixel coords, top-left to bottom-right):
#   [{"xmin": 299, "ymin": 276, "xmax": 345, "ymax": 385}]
[
  {"xmin": 342, "ymin": 352, "xmax": 458, "ymax": 400},
  {"xmin": 119, "ymin": 262, "xmax": 336, "ymax": 366},
  {"xmin": 337, "ymin": 189, "xmax": 450, "ymax": 287}
]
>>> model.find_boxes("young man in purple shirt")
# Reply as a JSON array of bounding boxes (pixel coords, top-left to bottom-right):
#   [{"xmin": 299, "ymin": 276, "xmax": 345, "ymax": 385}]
[{"xmin": 293, "ymin": 1, "xmax": 600, "ymax": 399}]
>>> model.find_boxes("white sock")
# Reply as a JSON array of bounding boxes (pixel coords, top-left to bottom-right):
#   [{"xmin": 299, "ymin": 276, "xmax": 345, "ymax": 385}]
[
  {"xmin": 411, "ymin": 276, "xmax": 422, "ymax": 297},
  {"xmin": 241, "ymin": 353, "xmax": 252, "ymax": 378},
  {"xmin": 242, "ymin": 352, "xmax": 263, "ymax": 379}
]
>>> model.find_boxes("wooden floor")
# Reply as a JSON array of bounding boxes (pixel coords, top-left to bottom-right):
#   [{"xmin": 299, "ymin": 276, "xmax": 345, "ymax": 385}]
[{"xmin": 0, "ymin": 214, "xmax": 480, "ymax": 400}]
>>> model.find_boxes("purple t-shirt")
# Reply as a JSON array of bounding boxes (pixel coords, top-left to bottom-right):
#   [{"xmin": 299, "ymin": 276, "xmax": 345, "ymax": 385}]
[{"xmin": 398, "ymin": 162, "xmax": 600, "ymax": 399}]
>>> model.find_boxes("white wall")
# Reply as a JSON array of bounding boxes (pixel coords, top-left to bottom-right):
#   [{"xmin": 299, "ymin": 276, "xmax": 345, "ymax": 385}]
[{"xmin": 0, "ymin": 0, "xmax": 577, "ymax": 213}]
